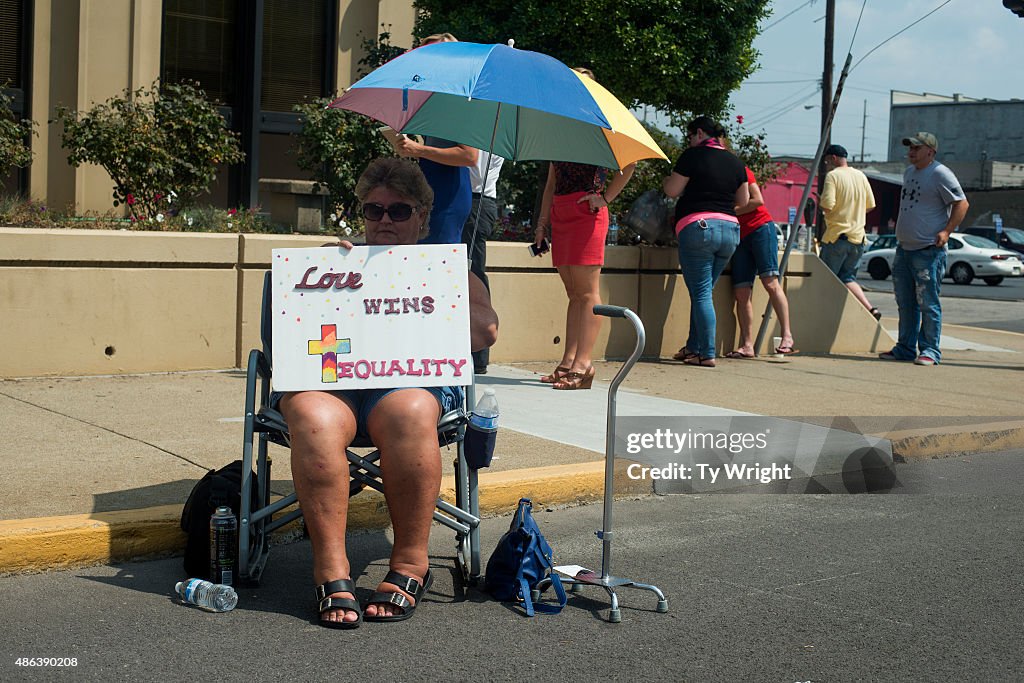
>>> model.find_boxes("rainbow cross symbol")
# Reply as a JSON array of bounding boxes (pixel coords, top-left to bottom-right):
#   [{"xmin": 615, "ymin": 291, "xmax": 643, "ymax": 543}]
[{"xmin": 307, "ymin": 324, "xmax": 351, "ymax": 383}]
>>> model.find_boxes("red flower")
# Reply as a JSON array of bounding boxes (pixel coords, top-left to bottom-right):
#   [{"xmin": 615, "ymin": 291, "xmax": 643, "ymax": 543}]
[
  {"xmin": 227, "ymin": 208, "xmax": 238, "ymax": 216},
  {"xmin": 126, "ymin": 193, "xmax": 135, "ymax": 206},
  {"xmin": 736, "ymin": 115, "xmax": 744, "ymax": 124},
  {"xmin": 154, "ymin": 192, "xmax": 163, "ymax": 200}
]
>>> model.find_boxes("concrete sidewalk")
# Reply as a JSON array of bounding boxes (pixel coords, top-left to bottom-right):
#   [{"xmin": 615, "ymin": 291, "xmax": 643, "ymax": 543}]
[{"xmin": 1, "ymin": 316, "xmax": 1022, "ymax": 573}]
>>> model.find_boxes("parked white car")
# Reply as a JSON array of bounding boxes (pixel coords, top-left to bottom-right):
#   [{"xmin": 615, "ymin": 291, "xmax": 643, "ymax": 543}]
[{"xmin": 859, "ymin": 233, "xmax": 1023, "ymax": 286}]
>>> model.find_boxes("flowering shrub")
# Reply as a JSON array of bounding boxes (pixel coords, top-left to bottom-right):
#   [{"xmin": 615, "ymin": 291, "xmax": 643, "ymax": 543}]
[
  {"xmin": 53, "ymin": 81, "xmax": 244, "ymax": 226},
  {"xmin": 0, "ymin": 86, "xmax": 35, "ymax": 177},
  {"xmin": 723, "ymin": 113, "xmax": 780, "ymax": 186}
]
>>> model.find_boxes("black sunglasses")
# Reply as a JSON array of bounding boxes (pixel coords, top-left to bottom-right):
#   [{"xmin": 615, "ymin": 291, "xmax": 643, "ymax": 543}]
[{"xmin": 362, "ymin": 202, "xmax": 418, "ymax": 222}]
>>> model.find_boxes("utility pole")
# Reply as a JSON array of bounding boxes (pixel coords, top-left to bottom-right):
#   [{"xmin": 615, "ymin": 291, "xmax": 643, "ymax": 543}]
[
  {"xmin": 817, "ymin": 0, "xmax": 836, "ymax": 239},
  {"xmin": 860, "ymin": 99, "xmax": 867, "ymax": 162}
]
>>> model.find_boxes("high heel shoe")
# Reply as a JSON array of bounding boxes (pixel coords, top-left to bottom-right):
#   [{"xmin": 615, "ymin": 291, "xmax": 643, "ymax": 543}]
[
  {"xmin": 539, "ymin": 365, "xmax": 571, "ymax": 384},
  {"xmin": 552, "ymin": 366, "xmax": 595, "ymax": 390}
]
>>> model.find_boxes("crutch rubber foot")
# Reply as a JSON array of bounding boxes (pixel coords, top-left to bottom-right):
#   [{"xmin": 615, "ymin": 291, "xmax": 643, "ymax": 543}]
[
  {"xmin": 656, "ymin": 599, "xmax": 669, "ymax": 613},
  {"xmin": 608, "ymin": 608, "xmax": 622, "ymax": 623}
]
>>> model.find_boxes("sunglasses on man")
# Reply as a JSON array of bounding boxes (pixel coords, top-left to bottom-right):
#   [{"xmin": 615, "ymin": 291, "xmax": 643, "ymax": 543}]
[{"xmin": 362, "ymin": 202, "xmax": 419, "ymax": 222}]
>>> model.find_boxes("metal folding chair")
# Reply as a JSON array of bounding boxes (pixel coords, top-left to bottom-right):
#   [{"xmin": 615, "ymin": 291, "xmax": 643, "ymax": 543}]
[{"xmin": 237, "ymin": 272, "xmax": 483, "ymax": 586}]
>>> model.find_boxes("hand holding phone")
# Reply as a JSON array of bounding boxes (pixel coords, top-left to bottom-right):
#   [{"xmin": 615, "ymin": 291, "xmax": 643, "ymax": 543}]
[{"xmin": 529, "ymin": 238, "xmax": 550, "ymax": 257}]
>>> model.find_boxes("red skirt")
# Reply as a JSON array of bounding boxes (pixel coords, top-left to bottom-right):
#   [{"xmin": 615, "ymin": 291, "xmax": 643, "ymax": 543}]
[{"xmin": 551, "ymin": 192, "xmax": 608, "ymax": 266}]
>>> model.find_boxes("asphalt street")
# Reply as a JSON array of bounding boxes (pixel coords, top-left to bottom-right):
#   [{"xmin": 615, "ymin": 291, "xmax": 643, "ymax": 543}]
[
  {"xmin": 859, "ymin": 274, "xmax": 1024, "ymax": 334},
  {"xmin": 2, "ymin": 450, "xmax": 1022, "ymax": 683}
]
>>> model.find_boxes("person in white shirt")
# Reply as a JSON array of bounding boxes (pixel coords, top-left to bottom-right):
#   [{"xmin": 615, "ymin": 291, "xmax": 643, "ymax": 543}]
[{"xmin": 462, "ymin": 150, "xmax": 504, "ymax": 374}]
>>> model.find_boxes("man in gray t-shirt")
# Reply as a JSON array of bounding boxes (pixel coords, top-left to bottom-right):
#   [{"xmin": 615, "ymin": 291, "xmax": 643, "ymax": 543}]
[{"xmin": 881, "ymin": 132, "xmax": 969, "ymax": 366}]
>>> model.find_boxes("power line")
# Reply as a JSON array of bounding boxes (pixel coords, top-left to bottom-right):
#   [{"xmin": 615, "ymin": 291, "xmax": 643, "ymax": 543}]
[
  {"xmin": 851, "ymin": 0, "xmax": 956, "ymax": 72},
  {"xmin": 761, "ymin": 0, "xmax": 819, "ymax": 32},
  {"xmin": 743, "ymin": 79, "xmax": 820, "ymax": 85}
]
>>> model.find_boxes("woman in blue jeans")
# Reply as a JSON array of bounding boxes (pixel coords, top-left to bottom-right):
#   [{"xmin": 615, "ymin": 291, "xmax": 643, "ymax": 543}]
[{"xmin": 663, "ymin": 117, "xmax": 749, "ymax": 367}]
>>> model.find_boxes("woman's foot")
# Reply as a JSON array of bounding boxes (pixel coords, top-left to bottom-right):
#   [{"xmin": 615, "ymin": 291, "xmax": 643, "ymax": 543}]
[
  {"xmin": 725, "ymin": 348, "xmax": 755, "ymax": 359},
  {"xmin": 775, "ymin": 337, "xmax": 798, "ymax": 355},
  {"xmin": 364, "ymin": 569, "xmax": 432, "ymax": 622},
  {"xmin": 684, "ymin": 355, "xmax": 716, "ymax": 368},
  {"xmin": 315, "ymin": 578, "xmax": 361, "ymax": 629},
  {"xmin": 539, "ymin": 365, "xmax": 571, "ymax": 384},
  {"xmin": 672, "ymin": 346, "xmax": 697, "ymax": 362},
  {"xmin": 552, "ymin": 366, "xmax": 595, "ymax": 390}
]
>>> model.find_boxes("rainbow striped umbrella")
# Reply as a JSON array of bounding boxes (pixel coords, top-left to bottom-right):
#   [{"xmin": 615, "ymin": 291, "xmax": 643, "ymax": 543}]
[{"xmin": 329, "ymin": 41, "xmax": 666, "ymax": 170}]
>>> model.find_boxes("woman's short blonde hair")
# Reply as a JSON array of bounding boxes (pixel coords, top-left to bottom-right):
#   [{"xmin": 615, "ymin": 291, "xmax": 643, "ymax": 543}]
[
  {"xmin": 420, "ymin": 32, "xmax": 457, "ymax": 45},
  {"xmin": 572, "ymin": 67, "xmax": 596, "ymax": 80},
  {"xmin": 355, "ymin": 158, "xmax": 434, "ymax": 239}
]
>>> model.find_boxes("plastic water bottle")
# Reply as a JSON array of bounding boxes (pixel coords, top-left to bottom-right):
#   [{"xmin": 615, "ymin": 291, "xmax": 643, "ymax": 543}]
[
  {"xmin": 465, "ymin": 389, "xmax": 499, "ymax": 469},
  {"xmin": 209, "ymin": 506, "xmax": 238, "ymax": 586},
  {"xmin": 175, "ymin": 578, "xmax": 238, "ymax": 613},
  {"xmin": 606, "ymin": 214, "xmax": 619, "ymax": 245}
]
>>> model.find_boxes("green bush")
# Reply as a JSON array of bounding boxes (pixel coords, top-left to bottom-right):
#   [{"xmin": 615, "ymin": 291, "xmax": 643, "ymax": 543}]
[
  {"xmin": 52, "ymin": 81, "xmax": 244, "ymax": 224},
  {"xmin": 0, "ymin": 86, "xmax": 35, "ymax": 177},
  {"xmin": 293, "ymin": 97, "xmax": 392, "ymax": 219}
]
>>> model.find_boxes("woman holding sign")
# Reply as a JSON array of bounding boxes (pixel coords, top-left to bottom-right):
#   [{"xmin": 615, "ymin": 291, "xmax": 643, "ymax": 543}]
[{"xmin": 279, "ymin": 158, "xmax": 497, "ymax": 628}]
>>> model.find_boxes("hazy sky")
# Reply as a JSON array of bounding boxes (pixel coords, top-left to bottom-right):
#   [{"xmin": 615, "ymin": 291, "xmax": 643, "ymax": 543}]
[{"xmin": 727, "ymin": 0, "xmax": 1021, "ymax": 163}]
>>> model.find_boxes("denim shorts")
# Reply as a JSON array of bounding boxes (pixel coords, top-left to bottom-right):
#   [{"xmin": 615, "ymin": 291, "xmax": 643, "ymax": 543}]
[
  {"xmin": 271, "ymin": 386, "xmax": 462, "ymax": 438},
  {"xmin": 731, "ymin": 222, "xmax": 781, "ymax": 288},
  {"xmin": 819, "ymin": 238, "xmax": 865, "ymax": 284}
]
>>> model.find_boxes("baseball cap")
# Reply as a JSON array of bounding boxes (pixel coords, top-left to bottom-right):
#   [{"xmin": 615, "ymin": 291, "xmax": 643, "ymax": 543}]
[
  {"xmin": 902, "ymin": 132, "xmax": 938, "ymax": 151},
  {"xmin": 824, "ymin": 144, "xmax": 848, "ymax": 158}
]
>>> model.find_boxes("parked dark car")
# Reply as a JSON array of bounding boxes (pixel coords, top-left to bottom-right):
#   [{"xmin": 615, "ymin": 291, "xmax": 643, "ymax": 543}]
[{"xmin": 961, "ymin": 226, "xmax": 1024, "ymax": 257}]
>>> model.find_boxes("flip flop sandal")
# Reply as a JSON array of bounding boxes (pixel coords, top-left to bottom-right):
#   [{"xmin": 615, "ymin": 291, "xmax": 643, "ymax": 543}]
[
  {"xmin": 684, "ymin": 355, "xmax": 716, "ymax": 368},
  {"xmin": 315, "ymin": 578, "xmax": 362, "ymax": 629},
  {"xmin": 672, "ymin": 347, "xmax": 697, "ymax": 361},
  {"xmin": 363, "ymin": 570, "xmax": 433, "ymax": 623},
  {"xmin": 725, "ymin": 350, "xmax": 756, "ymax": 359},
  {"xmin": 775, "ymin": 345, "xmax": 799, "ymax": 355}
]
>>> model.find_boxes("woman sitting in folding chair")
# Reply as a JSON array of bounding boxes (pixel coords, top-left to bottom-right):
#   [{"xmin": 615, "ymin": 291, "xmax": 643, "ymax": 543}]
[{"xmin": 279, "ymin": 158, "xmax": 498, "ymax": 629}]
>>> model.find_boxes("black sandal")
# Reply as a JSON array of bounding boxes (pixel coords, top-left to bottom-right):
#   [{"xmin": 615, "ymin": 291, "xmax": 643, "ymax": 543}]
[
  {"xmin": 363, "ymin": 570, "xmax": 433, "ymax": 623},
  {"xmin": 869, "ymin": 307, "xmax": 882, "ymax": 321},
  {"xmin": 315, "ymin": 578, "xmax": 362, "ymax": 629}
]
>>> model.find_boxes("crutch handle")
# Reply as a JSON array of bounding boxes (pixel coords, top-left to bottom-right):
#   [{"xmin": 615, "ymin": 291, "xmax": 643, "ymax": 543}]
[{"xmin": 593, "ymin": 305, "xmax": 628, "ymax": 318}]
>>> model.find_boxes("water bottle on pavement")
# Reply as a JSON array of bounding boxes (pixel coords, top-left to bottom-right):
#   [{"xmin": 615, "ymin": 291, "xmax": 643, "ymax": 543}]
[
  {"xmin": 175, "ymin": 578, "xmax": 238, "ymax": 612},
  {"xmin": 465, "ymin": 388, "xmax": 499, "ymax": 469},
  {"xmin": 606, "ymin": 214, "xmax": 619, "ymax": 245},
  {"xmin": 209, "ymin": 505, "xmax": 238, "ymax": 586}
]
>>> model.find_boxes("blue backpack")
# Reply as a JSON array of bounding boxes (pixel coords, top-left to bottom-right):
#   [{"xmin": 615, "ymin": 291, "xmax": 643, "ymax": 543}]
[{"xmin": 485, "ymin": 498, "xmax": 567, "ymax": 616}]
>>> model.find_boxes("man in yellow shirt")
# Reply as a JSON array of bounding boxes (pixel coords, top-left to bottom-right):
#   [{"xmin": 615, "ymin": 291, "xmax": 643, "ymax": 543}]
[{"xmin": 819, "ymin": 144, "xmax": 881, "ymax": 320}]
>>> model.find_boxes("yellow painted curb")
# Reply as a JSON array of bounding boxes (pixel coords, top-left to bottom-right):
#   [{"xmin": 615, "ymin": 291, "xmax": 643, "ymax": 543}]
[
  {"xmin": 880, "ymin": 421, "xmax": 1024, "ymax": 460},
  {"xmin": 0, "ymin": 461, "xmax": 643, "ymax": 575}
]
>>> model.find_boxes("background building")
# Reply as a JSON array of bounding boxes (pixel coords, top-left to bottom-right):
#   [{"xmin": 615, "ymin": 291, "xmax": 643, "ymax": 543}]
[{"xmin": 1, "ymin": 0, "xmax": 416, "ymax": 214}]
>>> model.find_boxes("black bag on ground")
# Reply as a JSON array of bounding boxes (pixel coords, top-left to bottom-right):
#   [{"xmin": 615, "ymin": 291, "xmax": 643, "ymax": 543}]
[
  {"xmin": 484, "ymin": 498, "xmax": 566, "ymax": 616},
  {"xmin": 180, "ymin": 460, "xmax": 254, "ymax": 577}
]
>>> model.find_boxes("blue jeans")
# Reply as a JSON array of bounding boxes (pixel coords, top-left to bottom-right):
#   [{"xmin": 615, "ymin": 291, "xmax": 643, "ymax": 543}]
[
  {"xmin": 677, "ymin": 218, "xmax": 741, "ymax": 358},
  {"xmin": 890, "ymin": 245, "xmax": 946, "ymax": 362},
  {"xmin": 819, "ymin": 238, "xmax": 865, "ymax": 283},
  {"xmin": 731, "ymin": 221, "xmax": 781, "ymax": 288}
]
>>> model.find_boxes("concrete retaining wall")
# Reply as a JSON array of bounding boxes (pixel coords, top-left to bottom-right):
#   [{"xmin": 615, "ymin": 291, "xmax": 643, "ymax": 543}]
[{"xmin": 0, "ymin": 228, "xmax": 892, "ymax": 377}]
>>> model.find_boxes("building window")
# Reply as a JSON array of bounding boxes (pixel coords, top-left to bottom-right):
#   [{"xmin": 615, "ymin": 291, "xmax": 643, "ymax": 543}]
[
  {"xmin": 161, "ymin": 0, "xmax": 239, "ymax": 105},
  {"xmin": 0, "ymin": 0, "xmax": 24, "ymax": 90},
  {"xmin": 260, "ymin": 0, "xmax": 326, "ymax": 112}
]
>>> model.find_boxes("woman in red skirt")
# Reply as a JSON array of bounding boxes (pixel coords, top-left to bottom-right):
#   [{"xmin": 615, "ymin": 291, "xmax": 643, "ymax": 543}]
[{"xmin": 532, "ymin": 70, "xmax": 636, "ymax": 390}]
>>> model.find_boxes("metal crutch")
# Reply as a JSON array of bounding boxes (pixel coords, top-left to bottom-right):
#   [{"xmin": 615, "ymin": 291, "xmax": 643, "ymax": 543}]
[{"xmin": 537, "ymin": 304, "xmax": 669, "ymax": 623}]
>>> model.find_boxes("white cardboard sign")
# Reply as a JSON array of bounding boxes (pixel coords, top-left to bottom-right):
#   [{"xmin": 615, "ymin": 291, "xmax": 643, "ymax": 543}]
[{"xmin": 270, "ymin": 244, "xmax": 472, "ymax": 392}]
